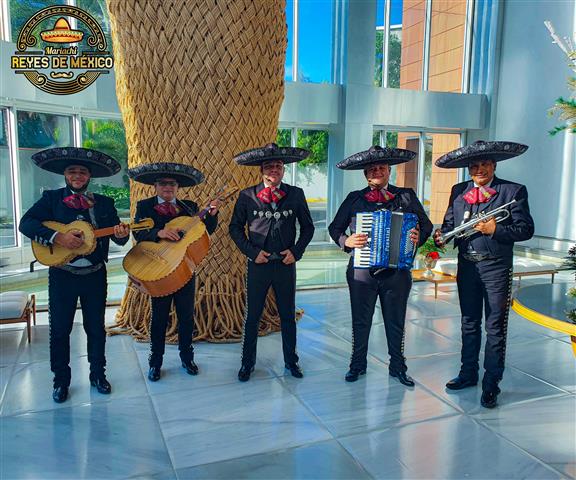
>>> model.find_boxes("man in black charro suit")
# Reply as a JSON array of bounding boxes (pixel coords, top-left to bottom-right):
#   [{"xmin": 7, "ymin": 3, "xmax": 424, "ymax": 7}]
[
  {"xmin": 20, "ymin": 147, "xmax": 130, "ymax": 403},
  {"xmin": 434, "ymin": 140, "xmax": 534, "ymax": 408},
  {"xmin": 129, "ymin": 163, "xmax": 219, "ymax": 382},
  {"xmin": 229, "ymin": 143, "xmax": 315, "ymax": 382},
  {"xmin": 329, "ymin": 146, "xmax": 433, "ymax": 386}
]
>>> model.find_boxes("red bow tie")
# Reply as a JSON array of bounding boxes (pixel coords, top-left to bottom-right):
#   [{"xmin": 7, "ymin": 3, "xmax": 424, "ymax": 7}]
[
  {"xmin": 463, "ymin": 186, "xmax": 497, "ymax": 205},
  {"xmin": 257, "ymin": 186, "xmax": 286, "ymax": 204},
  {"xmin": 154, "ymin": 202, "xmax": 180, "ymax": 217},
  {"xmin": 364, "ymin": 188, "xmax": 395, "ymax": 203},
  {"xmin": 62, "ymin": 193, "xmax": 94, "ymax": 210}
]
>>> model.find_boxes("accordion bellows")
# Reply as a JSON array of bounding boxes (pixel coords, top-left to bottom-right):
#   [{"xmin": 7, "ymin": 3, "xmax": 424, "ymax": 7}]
[{"xmin": 353, "ymin": 210, "xmax": 418, "ymax": 270}]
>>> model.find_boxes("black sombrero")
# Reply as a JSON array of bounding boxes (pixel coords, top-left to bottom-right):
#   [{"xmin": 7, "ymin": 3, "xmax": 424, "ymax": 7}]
[
  {"xmin": 127, "ymin": 162, "xmax": 204, "ymax": 187},
  {"xmin": 435, "ymin": 141, "xmax": 529, "ymax": 169},
  {"xmin": 31, "ymin": 147, "xmax": 121, "ymax": 178},
  {"xmin": 234, "ymin": 143, "xmax": 310, "ymax": 166},
  {"xmin": 336, "ymin": 145, "xmax": 416, "ymax": 170}
]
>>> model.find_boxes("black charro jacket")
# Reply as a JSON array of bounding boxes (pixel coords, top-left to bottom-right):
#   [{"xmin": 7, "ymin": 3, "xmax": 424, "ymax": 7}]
[
  {"xmin": 228, "ymin": 182, "xmax": 315, "ymax": 261},
  {"xmin": 19, "ymin": 187, "xmax": 128, "ymax": 263},
  {"xmin": 440, "ymin": 176, "xmax": 534, "ymax": 259}
]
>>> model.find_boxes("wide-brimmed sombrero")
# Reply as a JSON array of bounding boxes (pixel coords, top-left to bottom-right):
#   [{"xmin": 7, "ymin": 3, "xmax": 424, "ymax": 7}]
[
  {"xmin": 337, "ymin": 145, "xmax": 416, "ymax": 170},
  {"xmin": 435, "ymin": 141, "xmax": 529, "ymax": 169},
  {"xmin": 40, "ymin": 18, "xmax": 84, "ymax": 44},
  {"xmin": 234, "ymin": 143, "xmax": 310, "ymax": 166},
  {"xmin": 128, "ymin": 162, "xmax": 204, "ymax": 187},
  {"xmin": 31, "ymin": 147, "xmax": 121, "ymax": 178}
]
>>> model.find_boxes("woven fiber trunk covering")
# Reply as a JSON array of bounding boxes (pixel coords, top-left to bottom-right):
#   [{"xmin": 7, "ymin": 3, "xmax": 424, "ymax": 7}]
[{"xmin": 106, "ymin": 0, "xmax": 288, "ymax": 342}]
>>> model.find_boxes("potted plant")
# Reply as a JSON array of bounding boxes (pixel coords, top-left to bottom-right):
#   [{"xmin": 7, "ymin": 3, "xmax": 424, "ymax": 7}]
[{"xmin": 418, "ymin": 237, "xmax": 446, "ymax": 278}]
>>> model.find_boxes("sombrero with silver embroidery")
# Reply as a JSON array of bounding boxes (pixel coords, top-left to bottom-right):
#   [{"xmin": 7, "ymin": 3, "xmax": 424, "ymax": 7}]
[
  {"xmin": 31, "ymin": 147, "xmax": 121, "ymax": 178},
  {"xmin": 234, "ymin": 143, "xmax": 310, "ymax": 166},
  {"xmin": 128, "ymin": 162, "xmax": 204, "ymax": 187},
  {"xmin": 337, "ymin": 145, "xmax": 416, "ymax": 170},
  {"xmin": 435, "ymin": 141, "xmax": 529, "ymax": 169}
]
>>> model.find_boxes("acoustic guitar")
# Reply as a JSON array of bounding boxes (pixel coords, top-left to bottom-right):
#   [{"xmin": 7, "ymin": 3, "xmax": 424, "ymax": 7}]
[
  {"xmin": 123, "ymin": 186, "xmax": 237, "ymax": 297},
  {"xmin": 32, "ymin": 218, "xmax": 154, "ymax": 267}
]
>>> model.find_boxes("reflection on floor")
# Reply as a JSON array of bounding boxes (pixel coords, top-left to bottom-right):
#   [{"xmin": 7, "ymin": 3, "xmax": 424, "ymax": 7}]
[{"xmin": 1, "ymin": 274, "xmax": 574, "ymax": 479}]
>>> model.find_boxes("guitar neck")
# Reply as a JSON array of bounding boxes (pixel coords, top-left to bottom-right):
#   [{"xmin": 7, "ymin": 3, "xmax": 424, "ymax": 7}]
[{"xmin": 94, "ymin": 226, "xmax": 118, "ymax": 238}]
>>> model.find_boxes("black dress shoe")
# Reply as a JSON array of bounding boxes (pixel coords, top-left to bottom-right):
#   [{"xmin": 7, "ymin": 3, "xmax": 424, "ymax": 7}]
[
  {"xmin": 90, "ymin": 376, "xmax": 112, "ymax": 394},
  {"xmin": 182, "ymin": 359, "xmax": 199, "ymax": 376},
  {"xmin": 445, "ymin": 376, "xmax": 478, "ymax": 391},
  {"xmin": 481, "ymin": 390, "xmax": 499, "ymax": 409},
  {"xmin": 390, "ymin": 371, "xmax": 415, "ymax": 387},
  {"xmin": 285, "ymin": 363, "xmax": 304, "ymax": 378},
  {"xmin": 345, "ymin": 368, "xmax": 366, "ymax": 382},
  {"xmin": 238, "ymin": 365, "xmax": 254, "ymax": 382},
  {"xmin": 148, "ymin": 366, "xmax": 161, "ymax": 382},
  {"xmin": 52, "ymin": 385, "xmax": 69, "ymax": 403}
]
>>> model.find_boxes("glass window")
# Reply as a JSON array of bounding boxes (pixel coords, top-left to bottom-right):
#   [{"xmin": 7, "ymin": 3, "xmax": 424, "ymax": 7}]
[
  {"xmin": 0, "ymin": 109, "xmax": 16, "ymax": 248},
  {"xmin": 295, "ymin": 129, "xmax": 328, "ymax": 238},
  {"xmin": 396, "ymin": 0, "xmax": 425, "ymax": 90},
  {"xmin": 428, "ymin": 133, "xmax": 461, "ymax": 223},
  {"xmin": 428, "ymin": 0, "xmax": 467, "ymax": 92},
  {"xmin": 285, "ymin": 0, "xmax": 294, "ymax": 81},
  {"xmin": 81, "ymin": 118, "xmax": 129, "ymax": 218},
  {"xmin": 17, "ymin": 111, "xmax": 73, "ymax": 217},
  {"xmin": 298, "ymin": 0, "xmax": 334, "ymax": 83},
  {"xmin": 374, "ymin": 0, "xmax": 385, "ymax": 87},
  {"xmin": 10, "ymin": 0, "xmax": 67, "ymax": 43},
  {"xmin": 386, "ymin": 130, "xmax": 420, "ymax": 188},
  {"xmin": 76, "ymin": 0, "xmax": 114, "ymax": 52},
  {"xmin": 276, "ymin": 128, "xmax": 292, "ymax": 147}
]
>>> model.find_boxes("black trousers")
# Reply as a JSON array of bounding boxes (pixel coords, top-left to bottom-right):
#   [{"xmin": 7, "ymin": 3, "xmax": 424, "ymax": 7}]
[
  {"xmin": 456, "ymin": 256, "xmax": 513, "ymax": 392},
  {"xmin": 149, "ymin": 275, "xmax": 196, "ymax": 367},
  {"xmin": 241, "ymin": 261, "xmax": 298, "ymax": 367},
  {"xmin": 48, "ymin": 266, "xmax": 107, "ymax": 387},
  {"xmin": 346, "ymin": 265, "xmax": 412, "ymax": 373}
]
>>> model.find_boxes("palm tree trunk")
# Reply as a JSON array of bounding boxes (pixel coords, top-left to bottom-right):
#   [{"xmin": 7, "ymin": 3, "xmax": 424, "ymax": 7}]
[{"xmin": 106, "ymin": 0, "xmax": 287, "ymax": 342}]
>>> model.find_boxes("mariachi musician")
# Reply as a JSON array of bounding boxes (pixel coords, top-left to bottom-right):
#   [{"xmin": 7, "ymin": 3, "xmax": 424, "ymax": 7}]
[
  {"xmin": 328, "ymin": 146, "xmax": 433, "ymax": 386},
  {"xmin": 229, "ymin": 143, "xmax": 315, "ymax": 382},
  {"xmin": 128, "ymin": 163, "xmax": 219, "ymax": 382},
  {"xmin": 434, "ymin": 140, "xmax": 534, "ymax": 408},
  {"xmin": 19, "ymin": 147, "xmax": 130, "ymax": 403}
]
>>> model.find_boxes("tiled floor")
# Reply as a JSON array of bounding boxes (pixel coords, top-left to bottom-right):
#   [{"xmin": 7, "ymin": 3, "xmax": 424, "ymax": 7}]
[{"xmin": 1, "ymin": 274, "xmax": 574, "ymax": 479}]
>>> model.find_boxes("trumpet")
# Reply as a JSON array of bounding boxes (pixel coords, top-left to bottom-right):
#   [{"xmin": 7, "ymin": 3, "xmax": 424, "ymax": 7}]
[{"xmin": 440, "ymin": 199, "xmax": 517, "ymax": 244}]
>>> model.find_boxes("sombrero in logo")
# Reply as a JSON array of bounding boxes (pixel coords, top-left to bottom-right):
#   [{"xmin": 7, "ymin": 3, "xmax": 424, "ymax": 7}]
[
  {"xmin": 233, "ymin": 143, "xmax": 310, "ymax": 166},
  {"xmin": 337, "ymin": 145, "xmax": 416, "ymax": 170},
  {"xmin": 31, "ymin": 147, "xmax": 121, "ymax": 178},
  {"xmin": 128, "ymin": 163, "xmax": 205, "ymax": 187},
  {"xmin": 40, "ymin": 17, "xmax": 84, "ymax": 44},
  {"xmin": 435, "ymin": 141, "xmax": 529, "ymax": 169}
]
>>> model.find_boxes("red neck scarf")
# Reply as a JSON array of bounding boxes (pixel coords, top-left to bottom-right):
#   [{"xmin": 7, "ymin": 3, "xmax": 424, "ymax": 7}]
[
  {"xmin": 364, "ymin": 188, "xmax": 395, "ymax": 203},
  {"xmin": 154, "ymin": 202, "xmax": 180, "ymax": 217},
  {"xmin": 463, "ymin": 185, "xmax": 497, "ymax": 205},
  {"xmin": 257, "ymin": 185, "xmax": 286, "ymax": 204},
  {"xmin": 62, "ymin": 193, "xmax": 94, "ymax": 210}
]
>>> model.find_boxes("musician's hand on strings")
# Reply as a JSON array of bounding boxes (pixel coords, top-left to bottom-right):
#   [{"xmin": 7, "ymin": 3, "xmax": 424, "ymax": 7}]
[
  {"xmin": 255, "ymin": 250, "xmax": 271, "ymax": 264},
  {"xmin": 433, "ymin": 228, "xmax": 445, "ymax": 248},
  {"xmin": 409, "ymin": 224, "xmax": 420, "ymax": 245},
  {"xmin": 208, "ymin": 198, "xmax": 221, "ymax": 216},
  {"xmin": 474, "ymin": 217, "xmax": 497, "ymax": 236},
  {"xmin": 55, "ymin": 230, "xmax": 84, "ymax": 249},
  {"xmin": 113, "ymin": 223, "xmax": 130, "ymax": 239},
  {"xmin": 280, "ymin": 249, "xmax": 296, "ymax": 265},
  {"xmin": 345, "ymin": 233, "xmax": 369, "ymax": 249},
  {"xmin": 158, "ymin": 227, "xmax": 183, "ymax": 241}
]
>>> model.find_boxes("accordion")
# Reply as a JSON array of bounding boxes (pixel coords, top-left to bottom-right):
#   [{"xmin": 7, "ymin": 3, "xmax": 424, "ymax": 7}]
[{"xmin": 353, "ymin": 210, "xmax": 418, "ymax": 270}]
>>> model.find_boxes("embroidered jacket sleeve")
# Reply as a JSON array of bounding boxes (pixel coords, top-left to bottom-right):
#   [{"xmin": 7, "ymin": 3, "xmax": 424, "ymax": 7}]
[
  {"xmin": 290, "ymin": 188, "xmax": 315, "ymax": 261},
  {"xmin": 103, "ymin": 197, "xmax": 129, "ymax": 246},
  {"xmin": 406, "ymin": 188, "xmax": 433, "ymax": 248},
  {"xmin": 133, "ymin": 199, "xmax": 162, "ymax": 242},
  {"xmin": 328, "ymin": 192, "xmax": 356, "ymax": 254},
  {"xmin": 229, "ymin": 191, "xmax": 261, "ymax": 261},
  {"xmin": 491, "ymin": 185, "xmax": 534, "ymax": 243},
  {"xmin": 440, "ymin": 184, "xmax": 460, "ymax": 235},
  {"xmin": 19, "ymin": 190, "xmax": 59, "ymax": 246}
]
